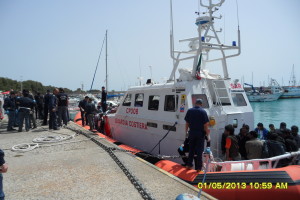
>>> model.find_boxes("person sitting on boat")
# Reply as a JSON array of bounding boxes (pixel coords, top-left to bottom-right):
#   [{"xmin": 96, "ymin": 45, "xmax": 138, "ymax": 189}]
[
  {"xmin": 224, "ymin": 124, "xmax": 241, "ymax": 161},
  {"xmin": 264, "ymin": 133, "xmax": 286, "ymax": 158},
  {"xmin": 245, "ymin": 131, "xmax": 263, "ymax": 160},
  {"xmin": 283, "ymin": 129, "xmax": 298, "ymax": 152},
  {"xmin": 269, "ymin": 124, "xmax": 276, "ymax": 134},
  {"xmin": 275, "ymin": 122, "xmax": 290, "ymax": 138},
  {"xmin": 254, "ymin": 123, "xmax": 269, "ymax": 140},
  {"xmin": 236, "ymin": 127, "xmax": 249, "ymax": 160},
  {"xmin": 184, "ymin": 99, "xmax": 210, "ymax": 172},
  {"xmin": 291, "ymin": 125, "xmax": 300, "ymax": 149}
]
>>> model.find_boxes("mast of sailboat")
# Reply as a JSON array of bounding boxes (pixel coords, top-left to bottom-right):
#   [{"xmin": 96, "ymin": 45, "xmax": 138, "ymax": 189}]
[
  {"xmin": 289, "ymin": 64, "xmax": 296, "ymax": 86},
  {"xmin": 105, "ymin": 30, "xmax": 108, "ymax": 91},
  {"xmin": 90, "ymin": 32, "xmax": 106, "ymax": 91}
]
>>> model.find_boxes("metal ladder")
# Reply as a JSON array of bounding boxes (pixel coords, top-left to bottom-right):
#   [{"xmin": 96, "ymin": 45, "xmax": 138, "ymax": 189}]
[{"xmin": 212, "ymin": 80, "xmax": 230, "ymax": 110}]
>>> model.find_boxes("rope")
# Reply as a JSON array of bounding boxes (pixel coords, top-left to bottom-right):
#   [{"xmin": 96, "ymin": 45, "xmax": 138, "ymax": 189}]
[
  {"xmin": 32, "ymin": 134, "xmax": 74, "ymax": 143},
  {"xmin": 12, "ymin": 143, "xmax": 39, "ymax": 152}
]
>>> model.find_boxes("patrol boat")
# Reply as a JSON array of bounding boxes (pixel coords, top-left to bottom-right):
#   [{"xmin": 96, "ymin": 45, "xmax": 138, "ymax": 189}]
[
  {"xmin": 105, "ymin": 0, "xmax": 254, "ymax": 160},
  {"xmin": 75, "ymin": 2, "xmax": 300, "ymax": 199}
]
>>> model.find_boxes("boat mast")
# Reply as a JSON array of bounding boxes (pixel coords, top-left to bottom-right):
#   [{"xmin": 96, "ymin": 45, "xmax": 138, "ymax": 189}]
[
  {"xmin": 168, "ymin": 0, "xmax": 241, "ymax": 80},
  {"xmin": 105, "ymin": 30, "xmax": 108, "ymax": 91},
  {"xmin": 289, "ymin": 64, "xmax": 296, "ymax": 86}
]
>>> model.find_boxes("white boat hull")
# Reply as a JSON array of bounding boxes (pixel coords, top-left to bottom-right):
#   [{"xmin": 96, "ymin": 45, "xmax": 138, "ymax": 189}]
[
  {"xmin": 281, "ymin": 87, "xmax": 300, "ymax": 98},
  {"xmin": 247, "ymin": 92, "xmax": 282, "ymax": 102}
]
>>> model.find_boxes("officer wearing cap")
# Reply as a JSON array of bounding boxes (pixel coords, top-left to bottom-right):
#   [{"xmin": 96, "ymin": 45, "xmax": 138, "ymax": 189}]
[
  {"xmin": 184, "ymin": 98, "xmax": 210, "ymax": 172},
  {"xmin": 3, "ymin": 91, "xmax": 17, "ymax": 131}
]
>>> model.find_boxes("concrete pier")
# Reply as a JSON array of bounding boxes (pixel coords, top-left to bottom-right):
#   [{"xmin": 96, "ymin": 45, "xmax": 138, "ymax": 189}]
[{"xmin": 0, "ymin": 119, "xmax": 216, "ymax": 200}]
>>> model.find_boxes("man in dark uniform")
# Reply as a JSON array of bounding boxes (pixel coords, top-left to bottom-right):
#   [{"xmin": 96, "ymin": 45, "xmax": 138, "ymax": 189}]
[
  {"xmin": 101, "ymin": 86, "xmax": 107, "ymax": 112},
  {"xmin": 34, "ymin": 92, "xmax": 44, "ymax": 120},
  {"xmin": 42, "ymin": 90, "xmax": 51, "ymax": 125},
  {"xmin": 78, "ymin": 96, "xmax": 89, "ymax": 127},
  {"xmin": 28, "ymin": 91, "xmax": 37, "ymax": 129},
  {"xmin": 85, "ymin": 98, "xmax": 96, "ymax": 131},
  {"xmin": 16, "ymin": 90, "xmax": 35, "ymax": 132},
  {"xmin": 57, "ymin": 88, "xmax": 69, "ymax": 127},
  {"xmin": 184, "ymin": 99, "xmax": 210, "ymax": 172},
  {"xmin": 3, "ymin": 91, "xmax": 17, "ymax": 131},
  {"xmin": 49, "ymin": 88, "xmax": 59, "ymax": 130}
]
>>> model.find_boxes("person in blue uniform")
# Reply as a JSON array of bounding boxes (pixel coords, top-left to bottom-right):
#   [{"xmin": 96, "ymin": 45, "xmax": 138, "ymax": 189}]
[
  {"xmin": 101, "ymin": 86, "xmax": 107, "ymax": 112},
  {"xmin": 16, "ymin": 90, "xmax": 35, "ymax": 132},
  {"xmin": 49, "ymin": 88, "xmax": 59, "ymax": 130},
  {"xmin": 78, "ymin": 96, "xmax": 89, "ymax": 127},
  {"xmin": 42, "ymin": 90, "xmax": 51, "ymax": 125},
  {"xmin": 57, "ymin": 88, "xmax": 69, "ymax": 127},
  {"xmin": 0, "ymin": 149, "xmax": 8, "ymax": 200},
  {"xmin": 3, "ymin": 91, "xmax": 17, "ymax": 131},
  {"xmin": 184, "ymin": 99, "xmax": 210, "ymax": 172}
]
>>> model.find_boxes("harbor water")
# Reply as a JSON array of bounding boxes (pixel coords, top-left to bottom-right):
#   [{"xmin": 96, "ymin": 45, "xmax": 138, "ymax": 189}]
[{"xmin": 251, "ymin": 98, "xmax": 300, "ymax": 129}]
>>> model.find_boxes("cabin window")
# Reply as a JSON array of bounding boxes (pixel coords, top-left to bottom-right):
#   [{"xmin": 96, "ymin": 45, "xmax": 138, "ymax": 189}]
[
  {"xmin": 231, "ymin": 93, "xmax": 247, "ymax": 106},
  {"xmin": 134, "ymin": 93, "xmax": 144, "ymax": 107},
  {"xmin": 164, "ymin": 95, "xmax": 178, "ymax": 112},
  {"xmin": 191, "ymin": 94, "xmax": 209, "ymax": 108},
  {"xmin": 148, "ymin": 95, "xmax": 160, "ymax": 111},
  {"xmin": 163, "ymin": 124, "xmax": 176, "ymax": 132},
  {"xmin": 147, "ymin": 122, "xmax": 157, "ymax": 128},
  {"xmin": 122, "ymin": 94, "xmax": 132, "ymax": 106}
]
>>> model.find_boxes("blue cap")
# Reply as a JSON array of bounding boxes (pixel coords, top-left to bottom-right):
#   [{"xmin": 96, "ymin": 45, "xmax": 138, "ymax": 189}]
[{"xmin": 195, "ymin": 99, "xmax": 203, "ymax": 105}]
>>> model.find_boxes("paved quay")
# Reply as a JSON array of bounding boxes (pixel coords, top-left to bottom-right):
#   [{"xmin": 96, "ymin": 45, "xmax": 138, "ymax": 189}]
[{"xmin": 0, "ymin": 119, "xmax": 216, "ymax": 200}]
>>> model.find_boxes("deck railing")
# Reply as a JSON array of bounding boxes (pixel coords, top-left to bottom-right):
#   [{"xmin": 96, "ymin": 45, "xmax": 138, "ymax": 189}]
[{"xmin": 206, "ymin": 150, "xmax": 300, "ymax": 172}]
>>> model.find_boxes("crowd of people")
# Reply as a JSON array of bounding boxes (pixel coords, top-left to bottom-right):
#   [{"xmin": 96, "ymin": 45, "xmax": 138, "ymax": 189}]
[
  {"xmin": 222, "ymin": 122, "xmax": 300, "ymax": 162},
  {"xmin": 78, "ymin": 86, "xmax": 107, "ymax": 131},
  {"xmin": 2, "ymin": 88, "xmax": 69, "ymax": 132}
]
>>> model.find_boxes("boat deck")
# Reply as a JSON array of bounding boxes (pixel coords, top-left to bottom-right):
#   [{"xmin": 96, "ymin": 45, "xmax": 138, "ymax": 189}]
[{"xmin": 0, "ymin": 119, "xmax": 216, "ymax": 200}]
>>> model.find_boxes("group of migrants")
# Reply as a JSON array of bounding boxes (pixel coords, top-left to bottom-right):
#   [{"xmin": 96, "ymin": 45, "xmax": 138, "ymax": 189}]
[
  {"xmin": 221, "ymin": 122, "xmax": 300, "ymax": 162},
  {"xmin": 2, "ymin": 88, "xmax": 69, "ymax": 132},
  {"xmin": 78, "ymin": 86, "xmax": 107, "ymax": 131},
  {"xmin": 181, "ymin": 98, "xmax": 300, "ymax": 171}
]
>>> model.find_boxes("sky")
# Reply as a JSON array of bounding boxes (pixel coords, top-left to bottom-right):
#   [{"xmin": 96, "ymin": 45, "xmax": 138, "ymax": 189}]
[{"xmin": 1, "ymin": 0, "xmax": 300, "ymax": 91}]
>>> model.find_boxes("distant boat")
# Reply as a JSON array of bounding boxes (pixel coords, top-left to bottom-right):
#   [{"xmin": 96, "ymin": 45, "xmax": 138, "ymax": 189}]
[
  {"xmin": 244, "ymin": 78, "xmax": 284, "ymax": 102},
  {"xmin": 281, "ymin": 65, "xmax": 300, "ymax": 98}
]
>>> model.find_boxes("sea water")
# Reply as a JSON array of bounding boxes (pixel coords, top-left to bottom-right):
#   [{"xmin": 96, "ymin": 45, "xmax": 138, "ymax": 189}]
[{"xmin": 251, "ymin": 98, "xmax": 300, "ymax": 129}]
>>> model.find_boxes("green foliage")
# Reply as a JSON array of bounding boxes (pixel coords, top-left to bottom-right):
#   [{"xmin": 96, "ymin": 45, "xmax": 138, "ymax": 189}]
[{"xmin": 0, "ymin": 77, "xmax": 73, "ymax": 94}]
